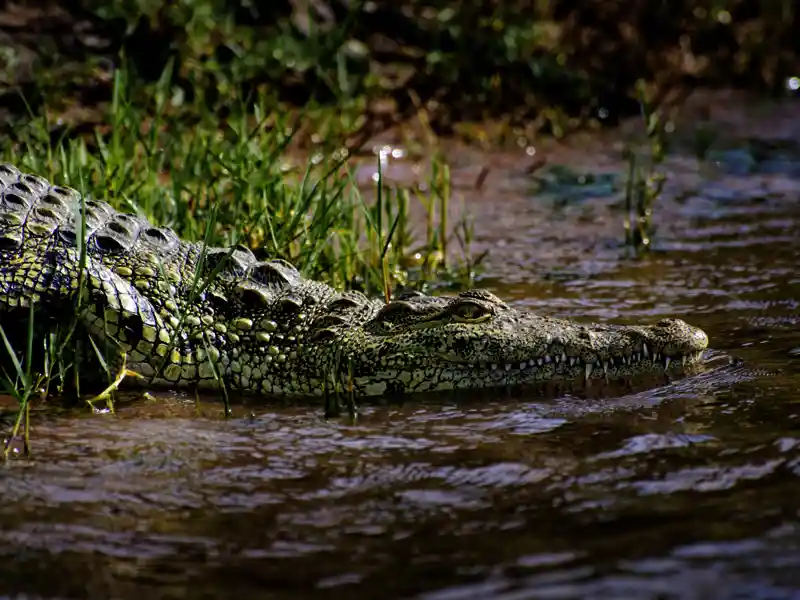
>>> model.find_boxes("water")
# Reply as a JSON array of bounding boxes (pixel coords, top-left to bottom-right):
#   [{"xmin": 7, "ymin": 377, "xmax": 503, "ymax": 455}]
[{"xmin": 2, "ymin": 96, "xmax": 800, "ymax": 599}]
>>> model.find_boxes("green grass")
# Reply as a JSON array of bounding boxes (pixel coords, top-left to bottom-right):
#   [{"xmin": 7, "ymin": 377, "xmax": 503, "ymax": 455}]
[
  {"xmin": 0, "ymin": 64, "xmax": 479, "ymax": 450},
  {"xmin": 5, "ymin": 66, "xmax": 476, "ymax": 288}
]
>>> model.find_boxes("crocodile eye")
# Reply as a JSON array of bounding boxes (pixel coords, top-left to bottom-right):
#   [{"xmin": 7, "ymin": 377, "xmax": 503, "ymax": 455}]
[
  {"xmin": 375, "ymin": 301, "xmax": 418, "ymax": 325},
  {"xmin": 450, "ymin": 301, "xmax": 492, "ymax": 323}
]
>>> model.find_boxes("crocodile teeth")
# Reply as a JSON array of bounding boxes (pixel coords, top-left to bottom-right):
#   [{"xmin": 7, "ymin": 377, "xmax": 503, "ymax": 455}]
[
  {"xmin": 537, "ymin": 358, "xmax": 544, "ymax": 366},
  {"xmin": 642, "ymin": 343, "xmax": 649, "ymax": 358},
  {"xmin": 569, "ymin": 357, "xmax": 576, "ymax": 367},
  {"xmin": 520, "ymin": 361, "xmax": 527, "ymax": 370},
  {"xmin": 491, "ymin": 363, "xmax": 498, "ymax": 371},
  {"xmin": 545, "ymin": 355, "xmax": 552, "ymax": 364},
  {"xmin": 505, "ymin": 363, "xmax": 512, "ymax": 372},
  {"xmin": 602, "ymin": 361, "xmax": 608, "ymax": 375},
  {"xmin": 681, "ymin": 355, "xmax": 687, "ymax": 367},
  {"xmin": 664, "ymin": 356, "xmax": 671, "ymax": 369},
  {"xmin": 585, "ymin": 363, "xmax": 593, "ymax": 380},
  {"xmin": 561, "ymin": 351, "xmax": 567, "ymax": 364}
]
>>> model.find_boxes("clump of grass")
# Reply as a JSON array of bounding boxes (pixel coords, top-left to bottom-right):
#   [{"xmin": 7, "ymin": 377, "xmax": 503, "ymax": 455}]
[
  {"xmin": 623, "ymin": 80, "xmax": 669, "ymax": 254},
  {"xmin": 0, "ymin": 64, "xmax": 477, "ymax": 443},
  {"xmin": 9, "ymin": 64, "xmax": 474, "ymax": 291},
  {"xmin": 0, "ymin": 305, "xmax": 40, "ymax": 458}
]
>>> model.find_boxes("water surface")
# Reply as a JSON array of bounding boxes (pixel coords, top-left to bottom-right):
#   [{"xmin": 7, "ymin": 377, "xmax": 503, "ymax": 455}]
[{"xmin": 2, "ymin": 93, "xmax": 800, "ymax": 599}]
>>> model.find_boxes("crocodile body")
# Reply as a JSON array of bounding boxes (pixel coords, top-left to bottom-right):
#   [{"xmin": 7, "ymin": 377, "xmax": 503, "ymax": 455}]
[{"xmin": 0, "ymin": 164, "xmax": 709, "ymax": 399}]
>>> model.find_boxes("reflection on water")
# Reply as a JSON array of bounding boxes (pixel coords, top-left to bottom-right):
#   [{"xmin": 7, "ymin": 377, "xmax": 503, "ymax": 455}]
[{"xmin": 2, "ymin": 99, "xmax": 800, "ymax": 599}]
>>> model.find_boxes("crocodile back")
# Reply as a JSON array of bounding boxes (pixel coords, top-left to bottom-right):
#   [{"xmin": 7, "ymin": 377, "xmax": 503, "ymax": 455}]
[
  {"xmin": 0, "ymin": 163, "xmax": 189, "ymax": 317},
  {"xmin": 0, "ymin": 163, "xmax": 351, "ymax": 391}
]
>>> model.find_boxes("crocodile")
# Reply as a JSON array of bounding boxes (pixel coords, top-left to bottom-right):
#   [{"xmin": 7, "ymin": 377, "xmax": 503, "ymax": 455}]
[{"xmin": 0, "ymin": 163, "xmax": 709, "ymax": 399}]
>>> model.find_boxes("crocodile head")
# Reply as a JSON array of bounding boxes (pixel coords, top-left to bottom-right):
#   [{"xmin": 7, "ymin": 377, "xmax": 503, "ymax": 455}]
[{"xmin": 330, "ymin": 289, "xmax": 709, "ymax": 397}]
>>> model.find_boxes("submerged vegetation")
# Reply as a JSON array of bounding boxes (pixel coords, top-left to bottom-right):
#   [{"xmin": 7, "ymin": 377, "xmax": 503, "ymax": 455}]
[{"xmin": 623, "ymin": 82, "xmax": 670, "ymax": 254}]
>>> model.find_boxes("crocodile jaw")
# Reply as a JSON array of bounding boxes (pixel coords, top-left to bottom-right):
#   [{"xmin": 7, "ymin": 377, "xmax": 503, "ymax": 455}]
[{"xmin": 340, "ymin": 315, "xmax": 709, "ymax": 397}]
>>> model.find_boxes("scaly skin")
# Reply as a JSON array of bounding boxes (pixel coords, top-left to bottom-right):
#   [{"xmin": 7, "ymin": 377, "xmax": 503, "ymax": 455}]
[{"xmin": 0, "ymin": 164, "xmax": 709, "ymax": 398}]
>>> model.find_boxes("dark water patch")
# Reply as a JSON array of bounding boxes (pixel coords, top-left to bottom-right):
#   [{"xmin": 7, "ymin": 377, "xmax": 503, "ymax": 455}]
[
  {"xmin": 705, "ymin": 139, "xmax": 800, "ymax": 179},
  {"xmin": 528, "ymin": 165, "xmax": 621, "ymax": 203}
]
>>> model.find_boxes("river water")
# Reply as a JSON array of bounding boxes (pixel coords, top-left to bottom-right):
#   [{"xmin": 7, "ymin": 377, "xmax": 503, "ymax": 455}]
[{"xmin": 1, "ymin": 93, "xmax": 799, "ymax": 599}]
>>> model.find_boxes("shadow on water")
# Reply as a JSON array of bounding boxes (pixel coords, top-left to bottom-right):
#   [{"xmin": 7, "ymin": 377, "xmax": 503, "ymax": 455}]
[{"xmin": 2, "ymin": 93, "xmax": 800, "ymax": 599}]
